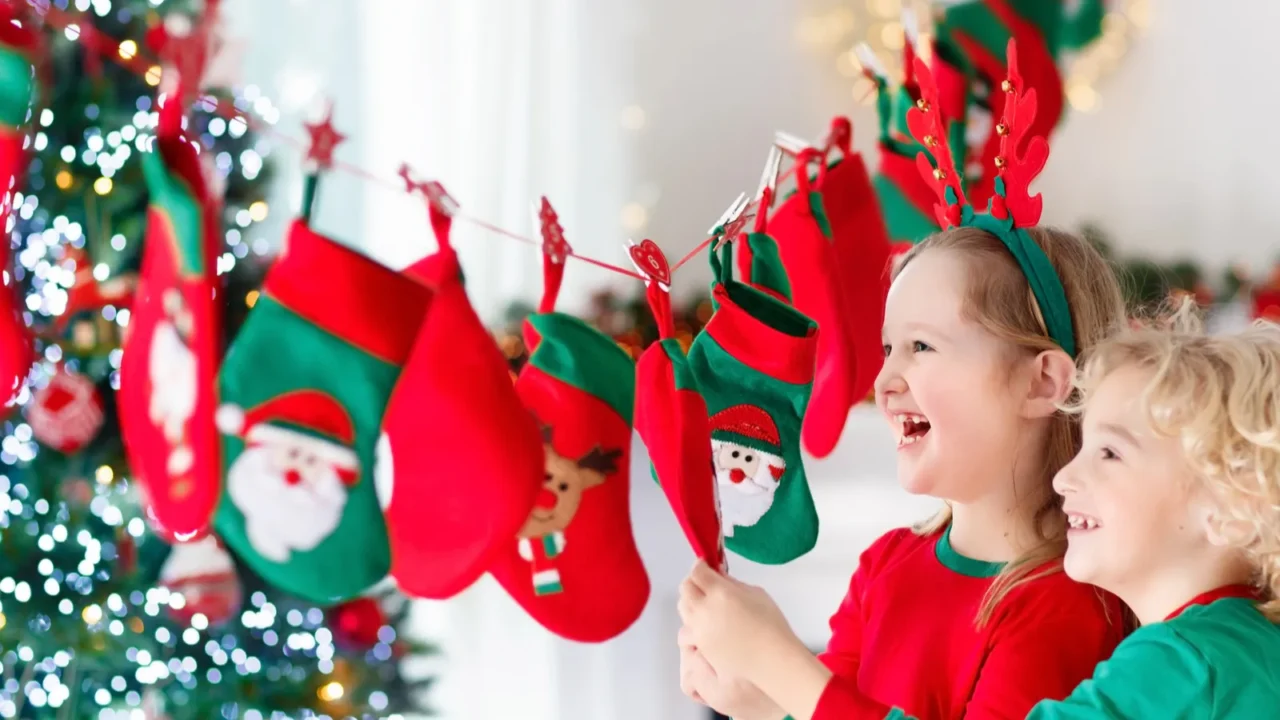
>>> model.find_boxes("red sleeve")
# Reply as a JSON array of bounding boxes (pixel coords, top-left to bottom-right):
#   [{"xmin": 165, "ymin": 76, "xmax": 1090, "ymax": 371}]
[
  {"xmin": 811, "ymin": 530, "xmax": 913, "ymax": 720},
  {"xmin": 963, "ymin": 577, "xmax": 1128, "ymax": 720}
]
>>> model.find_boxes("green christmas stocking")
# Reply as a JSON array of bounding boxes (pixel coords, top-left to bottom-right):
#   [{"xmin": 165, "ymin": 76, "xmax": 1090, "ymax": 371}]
[
  {"xmin": 689, "ymin": 235, "xmax": 819, "ymax": 564},
  {"xmin": 213, "ymin": 220, "xmax": 431, "ymax": 604}
]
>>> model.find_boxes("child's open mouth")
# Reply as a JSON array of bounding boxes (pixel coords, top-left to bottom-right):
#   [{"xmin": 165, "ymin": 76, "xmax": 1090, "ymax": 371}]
[
  {"xmin": 895, "ymin": 413, "xmax": 931, "ymax": 449},
  {"xmin": 1066, "ymin": 513, "xmax": 1102, "ymax": 532}
]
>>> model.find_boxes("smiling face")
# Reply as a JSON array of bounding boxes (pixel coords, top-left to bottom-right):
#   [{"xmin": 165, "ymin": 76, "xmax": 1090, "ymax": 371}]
[
  {"xmin": 1053, "ymin": 365, "xmax": 1208, "ymax": 594},
  {"xmin": 874, "ymin": 250, "xmax": 1029, "ymax": 502}
]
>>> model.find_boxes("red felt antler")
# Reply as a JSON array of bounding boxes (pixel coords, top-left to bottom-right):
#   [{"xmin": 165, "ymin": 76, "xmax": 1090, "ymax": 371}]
[
  {"xmin": 905, "ymin": 57, "xmax": 966, "ymax": 228},
  {"xmin": 990, "ymin": 40, "xmax": 1049, "ymax": 227}
]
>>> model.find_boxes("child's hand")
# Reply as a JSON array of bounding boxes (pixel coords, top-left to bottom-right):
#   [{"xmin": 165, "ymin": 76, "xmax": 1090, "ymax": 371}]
[
  {"xmin": 679, "ymin": 626, "xmax": 784, "ymax": 720},
  {"xmin": 677, "ymin": 560, "xmax": 805, "ymax": 685}
]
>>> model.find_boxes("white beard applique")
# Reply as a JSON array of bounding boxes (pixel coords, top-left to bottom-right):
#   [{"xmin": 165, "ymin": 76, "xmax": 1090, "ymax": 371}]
[{"xmin": 711, "ymin": 439, "xmax": 784, "ymax": 537}]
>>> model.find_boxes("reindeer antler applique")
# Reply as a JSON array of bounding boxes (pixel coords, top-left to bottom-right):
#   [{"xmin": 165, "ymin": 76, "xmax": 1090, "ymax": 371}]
[
  {"xmin": 988, "ymin": 41, "xmax": 1048, "ymax": 228},
  {"xmin": 905, "ymin": 39, "xmax": 1077, "ymax": 358},
  {"xmin": 905, "ymin": 56, "xmax": 968, "ymax": 229}
]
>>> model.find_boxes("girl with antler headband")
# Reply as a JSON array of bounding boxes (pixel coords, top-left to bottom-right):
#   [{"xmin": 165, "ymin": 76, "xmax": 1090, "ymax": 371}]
[{"xmin": 676, "ymin": 41, "xmax": 1132, "ymax": 720}]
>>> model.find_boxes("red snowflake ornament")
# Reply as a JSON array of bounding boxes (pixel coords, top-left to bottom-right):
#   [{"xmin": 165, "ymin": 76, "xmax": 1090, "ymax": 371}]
[{"xmin": 27, "ymin": 368, "xmax": 104, "ymax": 454}]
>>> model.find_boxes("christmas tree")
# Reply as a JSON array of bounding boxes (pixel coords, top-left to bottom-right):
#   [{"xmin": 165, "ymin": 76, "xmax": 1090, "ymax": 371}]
[{"xmin": 1, "ymin": 1, "xmax": 430, "ymax": 717}]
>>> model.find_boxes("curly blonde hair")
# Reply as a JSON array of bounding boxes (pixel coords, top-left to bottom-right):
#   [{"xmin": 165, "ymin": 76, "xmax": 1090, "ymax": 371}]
[
  {"xmin": 894, "ymin": 225, "xmax": 1128, "ymax": 625},
  {"xmin": 1072, "ymin": 300, "xmax": 1280, "ymax": 621}
]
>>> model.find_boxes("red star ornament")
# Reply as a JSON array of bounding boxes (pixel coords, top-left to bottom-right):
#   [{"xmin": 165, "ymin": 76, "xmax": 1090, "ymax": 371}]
[{"xmin": 304, "ymin": 103, "xmax": 345, "ymax": 169}]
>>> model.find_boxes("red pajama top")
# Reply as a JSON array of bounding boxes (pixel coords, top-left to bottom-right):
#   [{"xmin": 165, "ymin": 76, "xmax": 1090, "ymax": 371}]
[{"xmin": 812, "ymin": 526, "xmax": 1128, "ymax": 720}]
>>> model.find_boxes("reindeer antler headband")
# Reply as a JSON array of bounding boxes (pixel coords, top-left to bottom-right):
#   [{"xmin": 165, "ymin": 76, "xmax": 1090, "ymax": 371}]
[{"xmin": 906, "ymin": 39, "xmax": 1077, "ymax": 358}]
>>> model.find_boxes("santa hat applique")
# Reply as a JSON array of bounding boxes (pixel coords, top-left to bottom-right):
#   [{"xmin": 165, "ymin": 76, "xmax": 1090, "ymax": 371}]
[
  {"xmin": 710, "ymin": 405, "xmax": 786, "ymax": 479},
  {"xmin": 216, "ymin": 390, "xmax": 360, "ymax": 486}
]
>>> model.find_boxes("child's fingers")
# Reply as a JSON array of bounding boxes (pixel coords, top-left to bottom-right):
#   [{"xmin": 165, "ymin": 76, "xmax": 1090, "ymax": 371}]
[
  {"xmin": 688, "ymin": 559, "xmax": 723, "ymax": 592},
  {"xmin": 676, "ymin": 624, "xmax": 697, "ymax": 649}
]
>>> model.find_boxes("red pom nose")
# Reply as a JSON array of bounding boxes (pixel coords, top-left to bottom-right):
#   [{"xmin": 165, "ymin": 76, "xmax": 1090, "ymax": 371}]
[
  {"xmin": 284, "ymin": 469, "xmax": 302, "ymax": 486},
  {"xmin": 729, "ymin": 469, "xmax": 747, "ymax": 484},
  {"xmin": 535, "ymin": 488, "xmax": 558, "ymax": 509}
]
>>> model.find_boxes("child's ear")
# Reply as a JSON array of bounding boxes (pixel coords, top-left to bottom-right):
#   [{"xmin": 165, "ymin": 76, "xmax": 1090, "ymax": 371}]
[
  {"xmin": 1202, "ymin": 506, "xmax": 1256, "ymax": 548},
  {"xmin": 1022, "ymin": 349, "xmax": 1076, "ymax": 419}
]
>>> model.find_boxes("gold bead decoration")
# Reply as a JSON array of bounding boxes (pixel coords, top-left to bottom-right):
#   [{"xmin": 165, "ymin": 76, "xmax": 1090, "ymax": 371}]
[
  {"xmin": 932, "ymin": 168, "xmax": 945, "ymax": 180},
  {"xmin": 994, "ymin": 156, "xmax": 1007, "ymax": 168},
  {"xmin": 995, "ymin": 123, "xmax": 1009, "ymax": 136},
  {"xmin": 916, "ymin": 98, "xmax": 929, "ymax": 111},
  {"xmin": 923, "ymin": 134, "xmax": 936, "ymax": 147},
  {"xmin": 1001, "ymin": 79, "xmax": 1013, "ymax": 93}
]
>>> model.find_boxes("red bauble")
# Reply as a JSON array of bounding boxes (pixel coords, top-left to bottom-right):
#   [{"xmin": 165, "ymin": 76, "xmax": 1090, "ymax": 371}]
[
  {"xmin": 329, "ymin": 596, "xmax": 386, "ymax": 649},
  {"xmin": 159, "ymin": 535, "xmax": 242, "ymax": 626},
  {"xmin": 1254, "ymin": 287, "xmax": 1280, "ymax": 322},
  {"xmin": 26, "ymin": 368, "xmax": 104, "ymax": 454}
]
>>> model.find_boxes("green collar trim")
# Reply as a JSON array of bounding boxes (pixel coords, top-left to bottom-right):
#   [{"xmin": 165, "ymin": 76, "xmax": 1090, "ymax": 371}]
[{"xmin": 935, "ymin": 524, "xmax": 1005, "ymax": 578}]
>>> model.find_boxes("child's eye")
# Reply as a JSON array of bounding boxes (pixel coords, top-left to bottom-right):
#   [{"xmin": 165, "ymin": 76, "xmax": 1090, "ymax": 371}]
[
  {"xmin": 1100, "ymin": 447, "xmax": 1120, "ymax": 461},
  {"xmin": 882, "ymin": 343, "xmax": 892, "ymax": 358},
  {"xmin": 912, "ymin": 340, "xmax": 934, "ymax": 353}
]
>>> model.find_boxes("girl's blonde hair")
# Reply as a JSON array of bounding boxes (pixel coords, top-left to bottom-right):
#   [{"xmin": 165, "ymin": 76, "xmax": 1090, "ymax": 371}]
[
  {"xmin": 1072, "ymin": 300, "xmax": 1280, "ymax": 621},
  {"xmin": 893, "ymin": 225, "xmax": 1127, "ymax": 624}
]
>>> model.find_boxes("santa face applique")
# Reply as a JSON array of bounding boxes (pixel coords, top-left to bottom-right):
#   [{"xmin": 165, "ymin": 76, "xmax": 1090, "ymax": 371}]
[
  {"xmin": 148, "ymin": 288, "xmax": 198, "ymax": 477},
  {"xmin": 709, "ymin": 405, "xmax": 787, "ymax": 537},
  {"xmin": 217, "ymin": 395, "xmax": 360, "ymax": 564},
  {"xmin": 516, "ymin": 425, "xmax": 621, "ymax": 595}
]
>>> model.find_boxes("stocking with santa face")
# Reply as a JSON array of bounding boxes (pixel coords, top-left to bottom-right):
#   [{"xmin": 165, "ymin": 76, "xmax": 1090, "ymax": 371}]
[
  {"xmin": 485, "ymin": 235, "xmax": 647, "ymax": 643},
  {"xmin": 117, "ymin": 121, "xmax": 223, "ymax": 541},
  {"xmin": 690, "ymin": 237, "xmax": 819, "ymax": 565},
  {"xmin": 213, "ymin": 220, "xmax": 430, "ymax": 604}
]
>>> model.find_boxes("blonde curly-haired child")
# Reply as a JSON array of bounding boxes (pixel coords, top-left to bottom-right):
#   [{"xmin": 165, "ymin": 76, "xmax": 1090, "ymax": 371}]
[{"xmin": 1031, "ymin": 303, "xmax": 1280, "ymax": 718}]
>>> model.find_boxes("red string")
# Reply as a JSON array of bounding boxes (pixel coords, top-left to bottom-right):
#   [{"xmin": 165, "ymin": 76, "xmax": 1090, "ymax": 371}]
[{"xmin": 30, "ymin": 4, "xmax": 657, "ymax": 284}]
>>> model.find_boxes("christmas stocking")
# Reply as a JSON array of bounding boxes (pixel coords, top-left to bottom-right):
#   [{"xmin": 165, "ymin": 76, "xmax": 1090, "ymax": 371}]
[
  {"xmin": 635, "ymin": 272, "xmax": 725, "ymax": 573},
  {"xmin": 764, "ymin": 145, "xmax": 861, "ymax": 459},
  {"xmin": 118, "ymin": 127, "xmax": 222, "ymax": 541},
  {"xmin": 213, "ymin": 219, "xmax": 431, "ymax": 604},
  {"xmin": 0, "ymin": 12, "xmax": 40, "ymax": 411},
  {"xmin": 815, "ymin": 121, "xmax": 893, "ymax": 411},
  {"xmin": 382, "ymin": 196, "xmax": 544, "ymax": 601},
  {"xmin": 487, "ymin": 237, "xmax": 647, "ymax": 643},
  {"xmin": 691, "ymin": 236, "xmax": 819, "ymax": 564}
]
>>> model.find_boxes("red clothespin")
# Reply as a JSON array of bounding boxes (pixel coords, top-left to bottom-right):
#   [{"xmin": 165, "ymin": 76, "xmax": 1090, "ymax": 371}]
[
  {"xmin": 398, "ymin": 164, "xmax": 460, "ymax": 217},
  {"xmin": 533, "ymin": 196, "xmax": 571, "ymax": 265},
  {"xmin": 303, "ymin": 100, "xmax": 345, "ymax": 170},
  {"xmin": 626, "ymin": 238, "xmax": 671, "ymax": 292}
]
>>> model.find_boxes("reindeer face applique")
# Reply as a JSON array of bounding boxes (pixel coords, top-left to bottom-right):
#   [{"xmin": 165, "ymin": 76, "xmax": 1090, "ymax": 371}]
[{"xmin": 518, "ymin": 427, "xmax": 621, "ymax": 539}]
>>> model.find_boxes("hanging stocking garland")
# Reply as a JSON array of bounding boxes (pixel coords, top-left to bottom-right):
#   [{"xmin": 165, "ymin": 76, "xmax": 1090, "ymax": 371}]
[
  {"xmin": 633, "ymin": 243, "xmax": 725, "ymax": 572},
  {"xmin": 381, "ymin": 182, "xmax": 544, "ymax": 602},
  {"xmin": 486, "ymin": 201, "xmax": 648, "ymax": 642}
]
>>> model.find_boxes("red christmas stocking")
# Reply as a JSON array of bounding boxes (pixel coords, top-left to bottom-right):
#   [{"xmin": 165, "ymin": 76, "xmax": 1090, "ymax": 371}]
[
  {"xmin": 765, "ymin": 147, "xmax": 860, "ymax": 459},
  {"xmin": 382, "ymin": 195, "xmax": 544, "ymax": 601},
  {"xmin": 816, "ymin": 120, "xmax": 893, "ymax": 409},
  {"xmin": 487, "ymin": 242, "xmax": 648, "ymax": 643},
  {"xmin": 0, "ymin": 13, "xmax": 40, "ymax": 410},
  {"xmin": 118, "ymin": 123, "xmax": 222, "ymax": 540},
  {"xmin": 635, "ymin": 274, "xmax": 725, "ymax": 572}
]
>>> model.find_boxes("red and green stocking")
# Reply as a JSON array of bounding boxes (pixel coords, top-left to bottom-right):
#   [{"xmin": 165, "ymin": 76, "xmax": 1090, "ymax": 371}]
[
  {"xmin": 636, "ymin": 278, "xmax": 725, "ymax": 573},
  {"xmin": 691, "ymin": 237, "xmax": 819, "ymax": 564},
  {"xmin": 0, "ymin": 12, "xmax": 40, "ymax": 410},
  {"xmin": 382, "ymin": 200, "xmax": 544, "ymax": 602},
  {"xmin": 487, "ymin": 247, "xmax": 648, "ymax": 643},
  {"xmin": 118, "ymin": 124, "xmax": 223, "ymax": 542},
  {"xmin": 213, "ymin": 220, "xmax": 431, "ymax": 604}
]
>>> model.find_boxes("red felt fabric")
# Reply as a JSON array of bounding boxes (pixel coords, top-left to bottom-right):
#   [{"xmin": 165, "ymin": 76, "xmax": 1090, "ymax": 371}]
[
  {"xmin": 764, "ymin": 150, "xmax": 857, "ymax": 459},
  {"xmin": 635, "ymin": 282, "xmax": 724, "ymax": 571},
  {"xmin": 383, "ymin": 204, "xmax": 544, "ymax": 600},
  {"xmin": 811, "ymin": 527, "xmax": 1126, "ymax": 720},
  {"xmin": 0, "ymin": 129, "xmax": 31, "ymax": 411},
  {"xmin": 118, "ymin": 132, "xmax": 222, "ymax": 541},
  {"xmin": 818, "ymin": 139, "xmax": 893, "ymax": 415},
  {"xmin": 489, "ymin": 360, "xmax": 649, "ymax": 642}
]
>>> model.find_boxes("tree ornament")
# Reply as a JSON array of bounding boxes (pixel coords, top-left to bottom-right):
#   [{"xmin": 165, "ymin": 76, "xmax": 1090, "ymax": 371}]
[
  {"xmin": 26, "ymin": 367, "xmax": 104, "ymax": 454},
  {"xmin": 159, "ymin": 534, "xmax": 242, "ymax": 626},
  {"xmin": 328, "ymin": 596, "xmax": 385, "ymax": 650}
]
